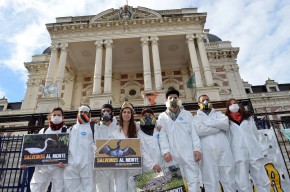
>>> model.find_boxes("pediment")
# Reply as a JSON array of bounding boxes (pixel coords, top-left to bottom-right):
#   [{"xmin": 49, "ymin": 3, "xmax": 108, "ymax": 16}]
[{"xmin": 89, "ymin": 6, "xmax": 162, "ymax": 23}]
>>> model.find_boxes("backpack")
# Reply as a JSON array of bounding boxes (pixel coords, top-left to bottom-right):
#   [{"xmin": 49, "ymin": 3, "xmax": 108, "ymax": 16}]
[{"xmin": 90, "ymin": 122, "xmax": 95, "ymax": 140}]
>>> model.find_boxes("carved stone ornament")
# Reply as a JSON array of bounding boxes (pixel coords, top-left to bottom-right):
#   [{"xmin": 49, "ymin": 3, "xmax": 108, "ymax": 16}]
[
  {"xmin": 119, "ymin": 5, "xmax": 133, "ymax": 20},
  {"xmin": 90, "ymin": 6, "xmax": 161, "ymax": 23}
]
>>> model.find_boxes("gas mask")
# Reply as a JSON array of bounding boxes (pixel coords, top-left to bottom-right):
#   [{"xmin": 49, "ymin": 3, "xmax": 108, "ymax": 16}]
[
  {"xmin": 140, "ymin": 115, "xmax": 156, "ymax": 126},
  {"xmin": 140, "ymin": 115, "xmax": 156, "ymax": 136},
  {"xmin": 51, "ymin": 116, "xmax": 63, "ymax": 125},
  {"xmin": 199, "ymin": 99, "xmax": 212, "ymax": 111},
  {"xmin": 166, "ymin": 98, "xmax": 182, "ymax": 109},
  {"xmin": 101, "ymin": 112, "xmax": 113, "ymax": 122}
]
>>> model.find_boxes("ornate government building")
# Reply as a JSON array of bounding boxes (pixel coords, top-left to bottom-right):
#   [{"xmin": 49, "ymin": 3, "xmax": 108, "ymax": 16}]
[
  {"xmin": 1, "ymin": 5, "xmax": 290, "ymax": 191},
  {"xmin": 0, "ymin": 5, "xmax": 289, "ymax": 121}
]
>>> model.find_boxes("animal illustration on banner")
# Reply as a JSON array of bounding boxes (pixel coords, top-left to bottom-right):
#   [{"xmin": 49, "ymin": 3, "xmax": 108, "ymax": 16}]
[
  {"xmin": 95, "ymin": 138, "xmax": 141, "ymax": 169},
  {"xmin": 21, "ymin": 133, "xmax": 69, "ymax": 166},
  {"xmin": 25, "ymin": 138, "xmax": 55, "ymax": 154},
  {"xmin": 99, "ymin": 140, "xmax": 136, "ymax": 157}
]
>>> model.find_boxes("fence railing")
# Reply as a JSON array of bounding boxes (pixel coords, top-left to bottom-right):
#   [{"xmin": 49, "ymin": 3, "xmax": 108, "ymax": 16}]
[{"xmin": 0, "ymin": 136, "xmax": 25, "ymax": 191}]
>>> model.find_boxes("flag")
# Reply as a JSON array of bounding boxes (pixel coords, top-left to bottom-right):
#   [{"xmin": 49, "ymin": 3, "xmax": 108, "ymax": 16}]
[
  {"xmin": 186, "ymin": 73, "xmax": 196, "ymax": 88},
  {"xmin": 186, "ymin": 73, "xmax": 197, "ymax": 101},
  {"xmin": 40, "ymin": 83, "xmax": 58, "ymax": 97}
]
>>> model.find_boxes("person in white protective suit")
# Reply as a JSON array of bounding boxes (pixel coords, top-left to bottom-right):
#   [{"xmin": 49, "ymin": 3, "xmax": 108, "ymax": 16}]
[
  {"xmin": 94, "ymin": 104, "xmax": 118, "ymax": 192},
  {"xmin": 158, "ymin": 87, "xmax": 202, "ymax": 191},
  {"xmin": 111, "ymin": 100, "xmax": 141, "ymax": 192},
  {"xmin": 194, "ymin": 94, "xmax": 235, "ymax": 192},
  {"xmin": 63, "ymin": 105, "xmax": 95, "ymax": 192},
  {"xmin": 138, "ymin": 108, "xmax": 164, "ymax": 173},
  {"xmin": 21, "ymin": 107, "xmax": 68, "ymax": 192},
  {"xmin": 225, "ymin": 98, "xmax": 270, "ymax": 192}
]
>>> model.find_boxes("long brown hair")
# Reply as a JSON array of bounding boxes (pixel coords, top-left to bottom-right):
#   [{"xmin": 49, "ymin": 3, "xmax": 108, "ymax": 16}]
[
  {"xmin": 225, "ymin": 98, "xmax": 251, "ymax": 121},
  {"xmin": 119, "ymin": 107, "xmax": 137, "ymax": 138}
]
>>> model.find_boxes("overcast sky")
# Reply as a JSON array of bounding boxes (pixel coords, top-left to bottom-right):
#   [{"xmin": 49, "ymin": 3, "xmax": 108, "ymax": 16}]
[{"xmin": 0, "ymin": 0, "xmax": 289, "ymax": 102}]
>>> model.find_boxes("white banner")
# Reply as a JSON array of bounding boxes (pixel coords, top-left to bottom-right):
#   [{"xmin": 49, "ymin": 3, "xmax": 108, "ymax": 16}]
[{"xmin": 258, "ymin": 129, "xmax": 290, "ymax": 191}]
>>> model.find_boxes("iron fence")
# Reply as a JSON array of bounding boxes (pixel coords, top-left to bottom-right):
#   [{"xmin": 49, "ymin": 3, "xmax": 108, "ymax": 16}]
[{"xmin": 0, "ymin": 136, "xmax": 27, "ymax": 192}]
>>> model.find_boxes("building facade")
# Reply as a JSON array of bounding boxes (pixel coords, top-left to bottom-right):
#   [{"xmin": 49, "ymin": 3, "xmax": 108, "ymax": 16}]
[
  {"xmin": 17, "ymin": 5, "xmax": 246, "ymax": 113},
  {"xmin": 0, "ymin": 5, "xmax": 289, "ymax": 120}
]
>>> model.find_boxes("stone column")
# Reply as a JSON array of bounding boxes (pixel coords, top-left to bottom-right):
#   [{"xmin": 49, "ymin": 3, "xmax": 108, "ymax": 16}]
[
  {"xmin": 93, "ymin": 40, "xmax": 104, "ymax": 94},
  {"xmin": 21, "ymin": 78, "xmax": 39, "ymax": 110},
  {"xmin": 140, "ymin": 37, "xmax": 152, "ymax": 91},
  {"xmin": 21, "ymin": 78, "xmax": 33, "ymax": 110},
  {"xmin": 104, "ymin": 39, "xmax": 113, "ymax": 94},
  {"xmin": 224, "ymin": 65, "xmax": 241, "ymax": 98},
  {"xmin": 45, "ymin": 44, "xmax": 58, "ymax": 86},
  {"xmin": 232, "ymin": 65, "xmax": 247, "ymax": 98},
  {"xmin": 55, "ymin": 43, "xmax": 68, "ymax": 96},
  {"xmin": 31, "ymin": 79, "xmax": 41, "ymax": 109},
  {"xmin": 186, "ymin": 34, "xmax": 203, "ymax": 87},
  {"xmin": 150, "ymin": 36, "xmax": 163, "ymax": 90},
  {"xmin": 196, "ymin": 34, "xmax": 214, "ymax": 86}
]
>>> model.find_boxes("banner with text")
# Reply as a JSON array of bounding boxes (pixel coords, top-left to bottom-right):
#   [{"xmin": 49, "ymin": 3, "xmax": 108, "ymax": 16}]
[
  {"xmin": 20, "ymin": 133, "xmax": 69, "ymax": 166},
  {"xmin": 95, "ymin": 138, "xmax": 141, "ymax": 169},
  {"xmin": 258, "ymin": 129, "xmax": 290, "ymax": 192}
]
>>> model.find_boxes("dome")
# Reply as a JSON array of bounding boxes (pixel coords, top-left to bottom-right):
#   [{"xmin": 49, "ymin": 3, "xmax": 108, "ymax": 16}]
[
  {"xmin": 207, "ymin": 34, "xmax": 222, "ymax": 42},
  {"xmin": 42, "ymin": 47, "xmax": 51, "ymax": 55}
]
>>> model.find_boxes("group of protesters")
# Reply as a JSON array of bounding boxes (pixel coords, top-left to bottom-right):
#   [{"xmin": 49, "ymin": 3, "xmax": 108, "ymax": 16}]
[{"xmin": 21, "ymin": 86, "xmax": 271, "ymax": 192}]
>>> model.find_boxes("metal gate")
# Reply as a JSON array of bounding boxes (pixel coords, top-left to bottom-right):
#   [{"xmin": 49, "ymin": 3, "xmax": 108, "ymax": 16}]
[{"xmin": 0, "ymin": 136, "xmax": 32, "ymax": 192}]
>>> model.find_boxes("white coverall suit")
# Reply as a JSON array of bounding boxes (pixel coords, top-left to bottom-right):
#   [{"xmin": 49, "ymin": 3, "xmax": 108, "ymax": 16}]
[
  {"xmin": 228, "ymin": 117, "xmax": 270, "ymax": 192},
  {"xmin": 63, "ymin": 122, "xmax": 95, "ymax": 192},
  {"xmin": 138, "ymin": 128, "xmax": 164, "ymax": 172},
  {"xmin": 194, "ymin": 109, "xmax": 235, "ymax": 192},
  {"xmin": 159, "ymin": 109, "xmax": 201, "ymax": 191},
  {"xmin": 111, "ymin": 128, "xmax": 141, "ymax": 192},
  {"xmin": 94, "ymin": 118, "xmax": 118, "ymax": 192},
  {"xmin": 30, "ymin": 127, "xmax": 69, "ymax": 192}
]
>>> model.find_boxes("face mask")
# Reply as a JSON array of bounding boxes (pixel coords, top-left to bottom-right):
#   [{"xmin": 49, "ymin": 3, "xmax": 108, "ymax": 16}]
[
  {"xmin": 101, "ymin": 112, "xmax": 112, "ymax": 122},
  {"xmin": 51, "ymin": 116, "xmax": 63, "ymax": 125},
  {"xmin": 229, "ymin": 104, "xmax": 240, "ymax": 113},
  {"xmin": 77, "ymin": 113, "xmax": 91, "ymax": 124}
]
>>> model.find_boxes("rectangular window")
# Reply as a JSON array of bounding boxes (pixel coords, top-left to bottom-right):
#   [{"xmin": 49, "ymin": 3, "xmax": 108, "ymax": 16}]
[{"xmin": 281, "ymin": 116, "xmax": 290, "ymax": 129}]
